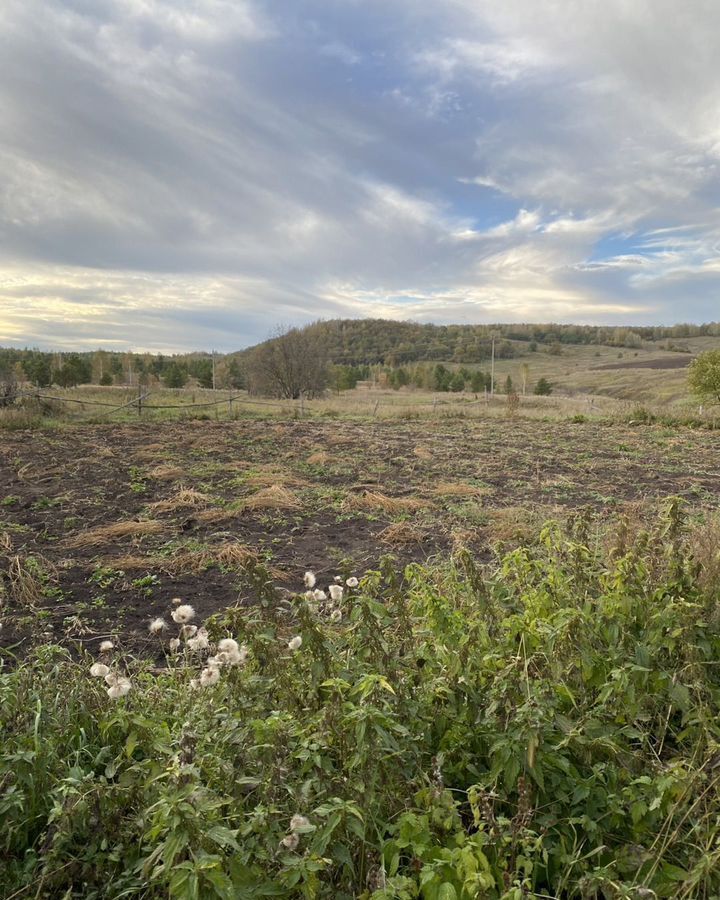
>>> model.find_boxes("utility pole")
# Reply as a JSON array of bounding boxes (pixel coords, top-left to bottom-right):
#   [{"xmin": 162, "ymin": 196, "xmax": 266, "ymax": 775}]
[
  {"xmin": 212, "ymin": 350, "xmax": 216, "ymax": 391},
  {"xmin": 490, "ymin": 337, "xmax": 495, "ymax": 397}
]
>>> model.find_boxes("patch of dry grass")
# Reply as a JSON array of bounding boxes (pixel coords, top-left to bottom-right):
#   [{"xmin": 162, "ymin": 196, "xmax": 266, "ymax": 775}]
[
  {"xmin": 64, "ymin": 519, "xmax": 168, "ymax": 549},
  {"xmin": 243, "ymin": 485, "xmax": 301, "ymax": 510},
  {"xmin": 149, "ymin": 488, "xmax": 211, "ymax": 513},
  {"xmin": 7, "ymin": 554, "xmax": 57, "ymax": 606},
  {"xmin": 689, "ymin": 513, "xmax": 720, "ymax": 599},
  {"xmin": 413, "ymin": 445, "xmax": 433, "ymax": 460},
  {"xmin": 343, "ymin": 490, "xmax": 428, "ymax": 515},
  {"xmin": 244, "ymin": 468, "xmax": 308, "ymax": 489},
  {"xmin": 307, "ymin": 450, "xmax": 331, "ymax": 465},
  {"xmin": 378, "ymin": 521, "xmax": 427, "ymax": 546},
  {"xmin": 148, "ymin": 464, "xmax": 183, "ymax": 480},
  {"xmin": 165, "ymin": 542, "xmax": 262, "ymax": 575},
  {"xmin": 431, "ymin": 482, "xmax": 491, "ymax": 499}
]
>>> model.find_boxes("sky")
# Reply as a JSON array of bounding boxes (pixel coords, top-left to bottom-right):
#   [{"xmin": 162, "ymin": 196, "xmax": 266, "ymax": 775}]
[{"xmin": 2, "ymin": 0, "xmax": 720, "ymax": 352}]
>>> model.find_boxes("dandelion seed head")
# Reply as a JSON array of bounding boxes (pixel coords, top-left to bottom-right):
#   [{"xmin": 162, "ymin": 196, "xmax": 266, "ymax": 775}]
[
  {"xmin": 333, "ymin": 575, "xmax": 342, "ymax": 582},
  {"xmin": 149, "ymin": 617, "xmax": 167, "ymax": 635},
  {"xmin": 171, "ymin": 596, "xmax": 183, "ymax": 605},
  {"xmin": 280, "ymin": 832, "xmax": 299, "ymax": 851},
  {"xmin": 169, "ymin": 638, "xmax": 181, "ymax": 651},
  {"xmin": 199, "ymin": 665, "xmax": 221, "ymax": 687},
  {"xmin": 303, "ymin": 571, "xmax": 316, "ymax": 589},
  {"xmin": 289, "ymin": 814, "xmax": 310, "ymax": 832},
  {"xmin": 346, "ymin": 577, "xmax": 359, "ymax": 588},
  {"xmin": 287, "ymin": 635, "xmax": 302, "ymax": 651},
  {"xmin": 313, "ymin": 589, "xmax": 326, "ymax": 602},
  {"xmin": 90, "ymin": 662, "xmax": 110, "ymax": 677},
  {"xmin": 218, "ymin": 638, "xmax": 239, "ymax": 655},
  {"xmin": 172, "ymin": 604, "xmax": 195, "ymax": 624},
  {"xmin": 187, "ymin": 628, "xmax": 210, "ymax": 651},
  {"xmin": 106, "ymin": 676, "xmax": 131, "ymax": 699},
  {"xmin": 99, "ymin": 640, "xmax": 114, "ymax": 653},
  {"xmin": 180, "ymin": 624, "xmax": 198, "ymax": 639},
  {"xmin": 329, "ymin": 584, "xmax": 343, "ymax": 602},
  {"xmin": 330, "ymin": 609, "xmax": 342, "ymax": 623}
]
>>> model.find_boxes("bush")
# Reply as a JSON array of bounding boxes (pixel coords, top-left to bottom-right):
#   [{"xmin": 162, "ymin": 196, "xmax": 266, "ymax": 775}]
[{"xmin": 3, "ymin": 503, "xmax": 720, "ymax": 897}]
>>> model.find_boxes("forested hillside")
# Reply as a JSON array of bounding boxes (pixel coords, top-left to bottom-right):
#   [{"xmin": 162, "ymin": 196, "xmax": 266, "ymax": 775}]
[{"xmin": 236, "ymin": 318, "xmax": 720, "ymax": 367}]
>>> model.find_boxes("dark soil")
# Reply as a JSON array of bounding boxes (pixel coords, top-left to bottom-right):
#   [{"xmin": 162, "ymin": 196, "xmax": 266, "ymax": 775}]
[{"xmin": 2, "ymin": 417, "xmax": 719, "ymax": 658}]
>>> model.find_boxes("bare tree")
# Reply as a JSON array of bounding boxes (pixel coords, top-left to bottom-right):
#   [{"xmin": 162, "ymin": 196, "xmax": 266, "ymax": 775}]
[{"xmin": 246, "ymin": 325, "xmax": 328, "ymax": 399}]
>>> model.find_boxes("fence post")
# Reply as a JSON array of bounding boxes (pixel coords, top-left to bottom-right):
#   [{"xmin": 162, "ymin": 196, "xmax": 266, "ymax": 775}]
[{"xmin": 137, "ymin": 385, "xmax": 142, "ymax": 418}]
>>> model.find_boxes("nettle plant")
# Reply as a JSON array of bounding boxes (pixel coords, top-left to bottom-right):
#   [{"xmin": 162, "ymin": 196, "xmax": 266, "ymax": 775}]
[{"xmin": 2, "ymin": 499, "xmax": 720, "ymax": 899}]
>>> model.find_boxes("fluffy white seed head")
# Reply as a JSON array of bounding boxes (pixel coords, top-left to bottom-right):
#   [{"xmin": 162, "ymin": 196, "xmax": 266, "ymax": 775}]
[
  {"xmin": 313, "ymin": 589, "xmax": 327, "ymax": 602},
  {"xmin": 287, "ymin": 635, "xmax": 302, "ymax": 651},
  {"xmin": 149, "ymin": 617, "xmax": 167, "ymax": 635},
  {"xmin": 187, "ymin": 628, "xmax": 210, "ymax": 651},
  {"xmin": 329, "ymin": 584, "xmax": 343, "ymax": 602},
  {"xmin": 289, "ymin": 814, "xmax": 311, "ymax": 832},
  {"xmin": 280, "ymin": 832, "xmax": 299, "ymax": 851},
  {"xmin": 303, "ymin": 571, "xmax": 316, "ymax": 589},
  {"xmin": 199, "ymin": 665, "xmax": 221, "ymax": 687},
  {"xmin": 90, "ymin": 662, "xmax": 110, "ymax": 677},
  {"xmin": 346, "ymin": 577, "xmax": 359, "ymax": 588},
  {"xmin": 99, "ymin": 640, "xmax": 114, "ymax": 653},
  {"xmin": 169, "ymin": 638, "xmax": 181, "ymax": 651},
  {"xmin": 171, "ymin": 596, "xmax": 183, "ymax": 605},
  {"xmin": 333, "ymin": 575, "xmax": 342, "ymax": 582},
  {"xmin": 172, "ymin": 604, "xmax": 195, "ymax": 624},
  {"xmin": 106, "ymin": 676, "xmax": 131, "ymax": 699},
  {"xmin": 330, "ymin": 609, "xmax": 342, "ymax": 624}
]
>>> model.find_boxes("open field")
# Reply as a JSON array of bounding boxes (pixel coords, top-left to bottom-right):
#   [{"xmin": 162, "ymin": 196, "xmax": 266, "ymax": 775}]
[{"xmin": 3, "ymin": 416, "xmax": 720, "ymax": 660}]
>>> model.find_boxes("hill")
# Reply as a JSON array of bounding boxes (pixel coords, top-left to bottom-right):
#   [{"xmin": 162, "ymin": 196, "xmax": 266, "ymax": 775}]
[{"xmin": 235, "ymin": 318, "xmax": 720, "ymax": 367}]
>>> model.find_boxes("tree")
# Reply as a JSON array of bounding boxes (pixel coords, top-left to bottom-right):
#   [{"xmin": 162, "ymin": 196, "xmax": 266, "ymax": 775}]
[
  {"xmin": 22, "ymin": 352, "xmax": 52, "ymax": 388},
  {"xmin": 188, "ymin": 358, "xmax": 214, "ymax": 389},
  {"xmin": 245, "ymin": 325, "xmax": 328, "ymax": 399},
  {"xmin": 504, "ymin": 375, "xmax": 514, "ymax": 394},
  {"xmin": 449, "ymin": 373, "xmax": 465, "ymax": 392},
  {"xmin": 163, "ymin": 362, "xmax": 188, "ymax": 388},
  {"xmin": 53, "ymin": 354, "xmax": 92, "ymax": 387},
  {"xmin": 470, "ymin": 370, "xmax": 485, "ymax": 394},
  {"xmin": 688, "ymin": 350, "xmax": 720, "ymax": 404},
  {"xmin": 534, "ymin": 377, "xmax": 553, "ymax": 396}
]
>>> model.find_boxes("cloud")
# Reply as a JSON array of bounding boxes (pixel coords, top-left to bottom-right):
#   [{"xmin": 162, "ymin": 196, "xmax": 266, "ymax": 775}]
[{"xmin": 0, "ymin": 0, "xmax": 719, "ymax": 350}]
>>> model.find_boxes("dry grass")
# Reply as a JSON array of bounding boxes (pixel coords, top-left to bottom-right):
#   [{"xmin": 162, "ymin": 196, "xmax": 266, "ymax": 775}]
[
  {"xmin": 483, "ymin": 506, "xmax": 552, "ymax": 547},
  {"xmin": 148, "ymin": 464, "xmax": 183, "ymax": 480},
  {"xmin": 689, "ymin": 513, "xmax": 720, "ymax": 599},
  {"xmin": 378, "ymin": 521, "xmax": 427, "ymax": 546},
  {"xmin": 164, "ymin": 542, "xmax": 262, "ymax": 575},
  {"xmin": 413, "ymin": 445, "xmax": 433, "ymax": 460},
  {"xmin": 307, "ymin": 450, "xmax": 331, "ymax": 465},
  {"xmin": 244, "ymin": 468, "xmax": 308, "ymax": 489},
  {"xmin": 107, "ymin": 554, "xmax": 151, "ymax": 571},
  {"xmin": 148, "ymin": 487, "xmax": 211, "ymax": 513},
  {"xmin": 343, "ymin": 490, "xmax": 428, "ymax": 515},
  {"xmin": 431, "ymin": 481, "xmax": 492, "ymax": 499},
  {"xmin": 7, "ymin": 554, "xmax": 57, "ymax": 606},
  {"xmin": 108, "ymin": 542, "xmax": 270, "ymax": 576},
  {"xmin": 242, "ymin": 485, "xmax": 301, "ymax": 510},
  {"xmin": 64, "ymin": 519, "xmax": 167, "ymax": 549}
]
